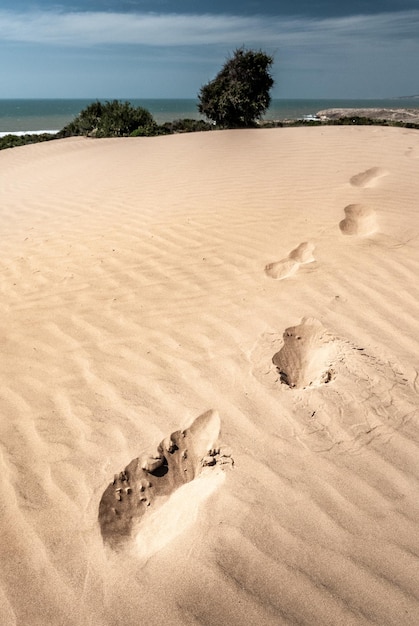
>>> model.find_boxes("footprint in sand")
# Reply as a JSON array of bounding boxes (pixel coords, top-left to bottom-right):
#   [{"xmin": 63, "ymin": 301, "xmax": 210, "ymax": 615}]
[
  {"xmin": 265, "ymin": 242, "xmax": 315, "ymax": 280},
  {"xmin": 98, "ymin": 410, "xmax": 232, "ymax": 549},
  {"xmin": 252, "ymin": 321, "xmax": 417, "ymax": 452},
  {"xmin": 272, "ymin": 317, "xmax": 336, "ymax": 389},
  {"xmin": 350, "ymin": 167, "xmax": 388, "ymax": 188},
  {"xmin": 405, "ymin": 146, "xmax": 419, "ymax": 159},
  {"xmin": 339, "ymin": 204, "xmax": 378, "ymax": 236}
]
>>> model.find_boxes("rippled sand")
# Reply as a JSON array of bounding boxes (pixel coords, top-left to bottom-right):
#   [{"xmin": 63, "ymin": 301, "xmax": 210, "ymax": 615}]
[{"xmin": 1, "ymin": 127, "xmax": 419, "ymax": 625}]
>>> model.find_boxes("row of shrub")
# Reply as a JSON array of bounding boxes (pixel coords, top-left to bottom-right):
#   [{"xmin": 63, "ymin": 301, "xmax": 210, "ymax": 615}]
[
  {"xmin": 2, "ymin": 105, "xmax": 418, "ymax": 153},
  {"xmin": 56, "ymin": 100, "xmax": 213, "ymax": 138},
  {"xmin": 315, "ymin": 116, "xmax": 419, "ymax": 129},
  {"xmin": 261, "ymin": 116, "xmax": 419, "ymax": 129},
  {"xmin": 0, "ymin": 100, "xmax": 214, "ymax": 151},
  {"xmin": 0, "ymin": 132, "xmax": 57, "ymax": 151}
]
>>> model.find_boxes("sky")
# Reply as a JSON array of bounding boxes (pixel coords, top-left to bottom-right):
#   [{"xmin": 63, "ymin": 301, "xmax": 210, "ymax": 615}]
[{"xmin": 0, "ymin": 1, "xmax": 418, "ymax": 99}]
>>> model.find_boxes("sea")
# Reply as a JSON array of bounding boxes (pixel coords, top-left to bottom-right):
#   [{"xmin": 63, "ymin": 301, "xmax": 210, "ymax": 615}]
[{"xmin": 1, "ymin": 98, "xmax": 419, "ymax": 136}]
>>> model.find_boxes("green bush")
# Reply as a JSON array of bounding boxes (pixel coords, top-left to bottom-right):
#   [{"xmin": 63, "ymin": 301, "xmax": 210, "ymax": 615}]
[
  {"xmin": 58, "ymin": 100, "xmax": 158, "ymax": 137},
  {"xmin": 198, "ymin": 48, "xmax": 274, "ymax": 128},
  {"xmin": 130, "ymin": 124, "xmax": 172, "ymax": 137},
  {"xmin": 160, "ymin": 118, "xmax": 213, "ymax": 134}
]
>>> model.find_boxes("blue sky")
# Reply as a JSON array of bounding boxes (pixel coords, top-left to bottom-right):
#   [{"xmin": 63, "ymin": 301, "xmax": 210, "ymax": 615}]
[{"xmin": 1, "ymin": 1, "xmax": 418, "ymax": 99}]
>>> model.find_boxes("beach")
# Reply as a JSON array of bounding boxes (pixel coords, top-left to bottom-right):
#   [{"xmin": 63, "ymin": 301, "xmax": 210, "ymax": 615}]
[{"xmin": 0, "ymin": 126, "xmax": 419, "ymax": 625}]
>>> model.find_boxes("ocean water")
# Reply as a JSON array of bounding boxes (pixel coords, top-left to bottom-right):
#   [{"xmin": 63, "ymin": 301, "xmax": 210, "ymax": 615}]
[{"xmin": 1, "ymin": 98, "xmax": 419, "ymax": 134}]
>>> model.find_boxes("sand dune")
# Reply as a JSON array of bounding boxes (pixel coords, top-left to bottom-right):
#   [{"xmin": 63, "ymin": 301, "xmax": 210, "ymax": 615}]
[{"xmin": 0, "ymin": 126, "xmax": 419, "ymax": 625}]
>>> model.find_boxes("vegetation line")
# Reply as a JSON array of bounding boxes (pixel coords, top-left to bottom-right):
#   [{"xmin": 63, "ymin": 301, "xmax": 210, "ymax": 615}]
[{"xmin": 1, "ymin": 47, "xmax": 418, "ymax": 151}]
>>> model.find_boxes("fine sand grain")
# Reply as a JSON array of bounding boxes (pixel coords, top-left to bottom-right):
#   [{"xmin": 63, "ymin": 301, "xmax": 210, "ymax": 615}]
[{"xmin": 0, "ymin": 126, "xmax": 419, "ymax": 625}]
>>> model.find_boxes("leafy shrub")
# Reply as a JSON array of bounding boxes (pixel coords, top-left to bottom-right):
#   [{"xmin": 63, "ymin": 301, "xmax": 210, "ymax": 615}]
[
  {"xmin": 58, "ymin": 100, "xmax": 158, "ymax": 137},
  {"xmin": 198, "ymin": 47, "xmax": 274, "ymax": 128},
  {"xmin": 130, "ymin": 124, "xmax": 170, "ymax": 137},
  {"xmin": 160, "ymin": 118, "xmax": 213, "ymax": 134}
]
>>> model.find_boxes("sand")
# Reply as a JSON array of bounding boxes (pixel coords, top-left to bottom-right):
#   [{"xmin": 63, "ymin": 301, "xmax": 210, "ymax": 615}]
[{"xmin": 0, "ymin": 126, "xmax": 419, "ymax": 625}]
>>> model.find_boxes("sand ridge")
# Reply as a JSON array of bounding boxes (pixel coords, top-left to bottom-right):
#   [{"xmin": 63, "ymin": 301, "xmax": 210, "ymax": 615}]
[{"xmin": 0, "ymin": 127, "xmax": 419, "ymax": 625}]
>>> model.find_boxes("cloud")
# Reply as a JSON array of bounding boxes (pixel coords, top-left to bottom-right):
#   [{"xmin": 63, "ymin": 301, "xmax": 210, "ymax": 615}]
[
  {"xmin": 0, "ymin": 11, "xmax": 273, "ymax": 46},
  {"xmin": 0, "ymin": 9, "xmax": 418, "ymax": 48}
]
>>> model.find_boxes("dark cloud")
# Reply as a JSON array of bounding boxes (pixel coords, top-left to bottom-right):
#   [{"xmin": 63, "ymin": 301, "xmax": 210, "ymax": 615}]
[
  {"xmin": 4, "ymin": 0, "xmax": 419, "ymax": 17},
  {"xmin": 1, "ymin": 3, "xmax": 418, "ymax": 98}
]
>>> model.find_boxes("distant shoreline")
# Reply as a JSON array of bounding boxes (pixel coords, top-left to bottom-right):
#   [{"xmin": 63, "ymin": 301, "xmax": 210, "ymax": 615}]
[
  {"xmin": 2, "ymin": 98, "xmax": 419, "ymax": 133},
  {"xmin": 2, "ymin": 107, "xmax": 419, "ymax": 140},
  {"xmin": 0, "ymin": 130, "xmax": 59, "ymax": 138},
  {"xmin": 316, "ymin": 107, "xmax": 419, "ymax": 124}
]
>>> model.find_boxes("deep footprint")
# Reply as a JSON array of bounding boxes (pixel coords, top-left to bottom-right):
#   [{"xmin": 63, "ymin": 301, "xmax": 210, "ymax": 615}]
[
  {"xmin": 272, "ymin": 317, "xmax": 336, "ymax": 388},
  {"xmin": 252, "ymin": 326, "xmax": 417, "ymax": 453},
  {"xmin": 265, "ymin": 242, "xmax": 315, "ymax": 280},
  {"xmin": 349, "ymin": 167, "xmax": 388, "ymax": 188},
  {"xmin": 98, "ymin": 409, "xmax": 232, "ymax": 548},
  {"xmin": 339, "ymin": 204, "xmax": 377, "ymax": 236}
]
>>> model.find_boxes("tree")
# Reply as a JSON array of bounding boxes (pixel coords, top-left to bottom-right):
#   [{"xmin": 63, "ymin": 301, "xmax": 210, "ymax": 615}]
[
  {"xmin": 197, "ymin": 48, "xmax": 274, "ymax": 128},
  {"xmin": 59, "ymin": 100, "xmax": 157, "ymax": 137}
]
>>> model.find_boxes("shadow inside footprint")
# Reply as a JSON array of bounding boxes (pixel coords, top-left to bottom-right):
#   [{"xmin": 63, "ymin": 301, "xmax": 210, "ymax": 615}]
[
  {"xmin": 350, "ymin": 167, "xmax": 388, "ymax": 188},
  {"xmin": 273, "ymin": 317, "xmax": 336, "ymax": 388},
  {"xmin": 265, "ymin": 242, "xmax": 315, "ymax": 280},
  {"xmin": 339, "ymin": 204, "xmax": 377, "ymax": 236},
  {"xmin": 265, "ymin": 258, "xmax": 300, "ymax": 280},
  {"xmin": 405, "ymin": 147, "xmax": 419, "ymax": 159},
  {"xmin": 98, "ymin": 409, "xmax": 231, "ymax": 549},
  {"xmin": 288, "ymin": 242, "xmax": 316, "ymax": 264}
]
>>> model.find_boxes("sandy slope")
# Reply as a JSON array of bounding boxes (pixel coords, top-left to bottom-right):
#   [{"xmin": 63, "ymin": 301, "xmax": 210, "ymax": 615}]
[{"xmin": 0, "ymin": 127, "xmax": 418, "ymax": 625}]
